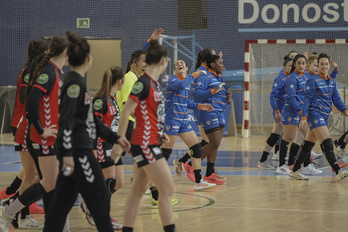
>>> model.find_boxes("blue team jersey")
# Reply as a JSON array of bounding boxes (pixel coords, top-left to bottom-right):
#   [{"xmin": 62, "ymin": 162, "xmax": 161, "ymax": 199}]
[
  {"xmin": 270, "ymin": 70, "xmax": 289, "ymax": 113},
  {"xmin": 302, "ymin": 72, "xmax": 347, "ymax": 119},
  {"xmin": 165, "ymin": 74, "xmax": 199, "ymax": 121},
  {"xmin": 284, "ymin": 69, "xmax": 307, "ymax": 113},
  {"xmin": 193, "ymin": 69, "xmax": 229, "ymax": 112}
]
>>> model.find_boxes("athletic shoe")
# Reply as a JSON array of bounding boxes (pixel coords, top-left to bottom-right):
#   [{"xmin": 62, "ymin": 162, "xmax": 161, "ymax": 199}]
[
  {"xmin": 0, "ymin": 188, "xmax": 15, "ymax": 200},
  {"xmin": 203, "ymin": 173, "xmax": 226, "ymax": 185},
  {"xmin": 173, "ymin": 159, "xmax": 183, "ymax": 177},
  {"xmin": 289, "ymin": 170, "xmax": 309, "ymax": 180},
  {"xmin": 80, "ymin": 201, "xmax": 95, "ymax": 226},
  {"xmin": 151, "ymin": 199, "xmax": 179, "ymax": 209},
  {"xmin": 183, "ymin": 162, "xmax": 195, "ymax": 182},
  {"xmin": 0, "ymin": 206, "xmax": 13, "ymax": 232},
  {"xmin": 193, "ymin": 179, "xmax": 216, "ymax": 190},
  {"xmin": 214, "ymin": 171, "xmax": 227, "ymax": 180},
  {"xmin": 144, "ymin": 188, "xmax": 151, "ymax": 195},
  {"xmin": 301, "ymin": 164, "xmax": 322, "ymax": 175},
  {"xmin": 257, "ymin": 161, "xmax": 276, "ymax": 170},
  {"xmin": 331, "ymin": 162, "xmax": 348, "ymax": 173},
  {"xmin": 272, "ymin": 151, "xmax": 288, "ymax": 161},
  {"xmin": 110, "ymin": 217, "xmax": 122, "ymax": 230},
  {"xmin": 310, "ymin": 151, "xmax": 323, "ymax": 160},
  {"xmin": 275, "ymin": 164, "xmax": 290, "ymax": 175},
  {"xmin": 29, "ymin": 202, "xmax": 44, "ymax": 214},
  {"xmin": 336, "ymin": 169, "xmax": 348, "ymax": 181},
  {"xmin": 19, "ymin": 215, "xmax": 44, "ymax": 229}
]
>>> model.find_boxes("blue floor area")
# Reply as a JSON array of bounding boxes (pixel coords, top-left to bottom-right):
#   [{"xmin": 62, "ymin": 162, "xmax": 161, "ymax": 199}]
[{"xmin": 0, "ymin": 144, "xmax": 337, "ymax": 177}]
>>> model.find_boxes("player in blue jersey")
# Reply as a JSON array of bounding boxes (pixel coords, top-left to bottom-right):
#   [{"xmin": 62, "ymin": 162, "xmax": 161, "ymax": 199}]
[
  {"xmin": 162, "ymin": 59, "xmax": 215, "ymax": 190},
  {"xmin": 290, "ymin": 53, "xmax": 348, "ymax": 181},
  {"xmin": 257, "ymin": 56, "xmax": 292, "ymax": 170},
  {"xmin": 276, "ymin": 54, "xmax": 308, "ymax": 175},
  {"xmin": 192, "ymin": 55, "xmax": 231, "ymax": 185}
]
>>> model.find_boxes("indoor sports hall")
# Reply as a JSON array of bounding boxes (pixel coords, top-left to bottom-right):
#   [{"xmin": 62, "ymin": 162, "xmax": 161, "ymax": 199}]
[{"xmin": 1, "ymin": 1, "xmax": 348, "ymax": 232}]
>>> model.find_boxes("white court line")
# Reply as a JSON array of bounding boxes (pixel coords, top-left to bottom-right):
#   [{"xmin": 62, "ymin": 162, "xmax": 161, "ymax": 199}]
[{"xmin": 110, "ymin": 203, "xmax": 348, "ymax": 214}]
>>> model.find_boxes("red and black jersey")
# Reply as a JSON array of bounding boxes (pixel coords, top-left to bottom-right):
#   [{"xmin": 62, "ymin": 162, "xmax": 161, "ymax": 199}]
[
  {"xmin": 129, "ymin": 72, "xmax": 164, "ymax": 146},
  {"xmin": 11, "ymin": 65, "xmax": 30, "ymax": 128},
  {"xmin": 55, "ymin": 71, "xmax": 120, "ymax": 158},
  {"xmin": 28, "ymin": 62, "xmax": 62, "ymax": 148},
  {"xmin": 93, "ymin": 95, "xmax": 120, "ymax": 143}
]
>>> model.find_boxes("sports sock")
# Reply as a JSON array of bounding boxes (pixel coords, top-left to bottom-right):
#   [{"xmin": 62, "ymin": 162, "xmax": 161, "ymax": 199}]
[
  {"xmin": 6, "ymin": 176, "xmax": 22, "ymax": 195},
  {"xmin": 206, "ymin": 162, "xmax": 215, "ymax": 177},
  {"xmin": 260, "ymin": 151, "xmax": 270, "ymax": 162},
  {"xmin": 150, "ymin": 186, "xmax": 158, "ymax": 201}
]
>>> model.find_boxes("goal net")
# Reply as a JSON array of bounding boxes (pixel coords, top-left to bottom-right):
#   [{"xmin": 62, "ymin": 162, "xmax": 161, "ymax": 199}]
[{"xmin": 242, "ymin": 39, "xmax": 348, "ymax": 138}]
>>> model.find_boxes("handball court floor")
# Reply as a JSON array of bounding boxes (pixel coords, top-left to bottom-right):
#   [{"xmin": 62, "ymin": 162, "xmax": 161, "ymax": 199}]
[{"xmin": 1, "ymin": 133, "xmax": 348, "ymax": 232}]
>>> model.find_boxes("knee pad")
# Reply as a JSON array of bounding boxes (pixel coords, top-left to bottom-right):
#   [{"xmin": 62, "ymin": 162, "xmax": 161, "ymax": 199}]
[
  {"xmin": 106, "ymin": 178, "xmax": 116, "ymax": 196},
  {"xmin": 301, "ymin": 140, "xmax": 315, "ymax": 153},
  {"xmin": 321, "ymin": 138, "xmax": 334, "ymax": 152},
  {"xmin": 266, "ymin": 133, "xmax": 280, "ymax": 147},
  {"xmin": 200, "ymin": 140, "xmax": 208, "ymax": 147},
  {"xmin": 161, "ymin": 148, "xmax": 172, "ymax": 161},
  {"xmin": 190, "ymin": 143, "xmax": 202, "ymax": 159}
]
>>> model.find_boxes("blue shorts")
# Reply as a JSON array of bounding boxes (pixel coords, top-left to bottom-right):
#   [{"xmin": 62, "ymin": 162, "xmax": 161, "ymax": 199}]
[
  {"xmin": 307, "ymin": 111, "xmax": 328, "ymax": 130},
  {"xmin": 281, "ymin": 106, "xmax": 300, "ymax": 126},
  {"xmin": 164, "ymin": 118, "xmax": 193, "ymax": 135},
  {"xmin": 198, "ymin": 111, "xmax": 225, "ymax": 131}
]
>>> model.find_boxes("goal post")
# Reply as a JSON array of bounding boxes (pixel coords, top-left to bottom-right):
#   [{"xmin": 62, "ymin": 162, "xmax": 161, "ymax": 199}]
[{"xmin": 242, "ymin": 39, "xmax": 348, "ymax": 139}]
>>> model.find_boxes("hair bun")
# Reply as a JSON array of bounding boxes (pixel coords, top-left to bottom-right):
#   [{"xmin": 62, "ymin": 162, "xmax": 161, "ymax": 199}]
[{"xmin": 149, "ymin": 40, "xmax": 159, "ymax": 47}]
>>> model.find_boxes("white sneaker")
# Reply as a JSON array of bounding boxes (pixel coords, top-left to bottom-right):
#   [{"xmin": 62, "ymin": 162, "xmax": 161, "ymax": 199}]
[
  {"xmin": 301, "ymin": 163, "xmax": 323, "ymax": 175},
  {"xmin": 257, "ymin": 161, "xmax": 276, "ymax": 170},
  {"xmin": 80, "ymin": 201, "xmax": 95, "ymax": 226},
  {"xmin": 0, "ymin": 206, "xmax": 12, "ymax": 232},
  {"xmin": 272, "ymin": 151, "xmax": 288, "ymax": 161},
  {"xmin": 111, "ymin": 217, "xmax": 122, "ymax": 230},
  {"xmin": 289, "ymin": 170, "xmax": 309, "ymax": 180},
  {"xmin": 310, "ymin": 151, "xmax": 323, "ymax": 160},
  {"xmin": 336, "ymin": 169, "xmax": 348, "ymax": 181},
  {"xmin": 337, "ymin": 147, "xmax": 348, "ymax": 158},
  {"xmin": 19, "ymin": 215, "xmax": 44, "ymax": 229},
  {"xmin": 144, "ymin": 188, "xmax": 151, "ymax": 195},
  {"xmin": 275, "ymin": 164, "xmax": 290, "ymax": 175},
  {"xmin": 194, "ymin": 179, "xmax": 216, "ymax": 190}
]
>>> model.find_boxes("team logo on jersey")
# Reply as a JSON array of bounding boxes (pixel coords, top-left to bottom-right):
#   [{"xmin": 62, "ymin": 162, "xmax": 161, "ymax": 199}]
[
  {"xmin": 85, "ymin": 92, "xmax": 91, "ymax": 105},
  {"xmin": 154, "ymin": 91, "xmax": 161, "ymax": 102},
  {"xmin": 109, "ymin": 106, "xmax": 116, "ymax": 115},
  {"xmin": 274, "ymin": 83, "xmax": 278, "ymax": 87},
  {"xmin": 290, "ymin": 84, "xmax": 294, "ymax": 89},
  {"xmin": 306, "ymin": 86, "xmax": 310, "ymax": 90},
  {"xmin": 24, "ymin": 74, "xmax": 30, "ymax": 83},
  {"xmin": 314, "ymin": 119, "xmax": 318, "ymax": 124},
  {"xmin": 288, "ymin": 117, "xmax": 292, "ymax": 122},
  {"xmin": 166, "ymin": 125, "xmax": 170, "ymax": 131},
  {"xmin": 187, "ymin": 124, "xmax": 192, "ymax": 129},
  {"xmin": 132, "ymin": 82, "xmax": 143, "ymax": 94},
  {"xmin": 197, "ymin": 82, "xmax": 202, "ymax": 86},
  {"xmin": 37, "ymin": 74, "xmax": 49, "ymax": 84},
  {"xmin": 67, "ymin": 84, "xmax": 80, "ymax": 98},
  {"xmin": 93, "ymin": 99, "xmax": 103, "ymax": 110},
  {"xmin": 206, "ymin": 120, "xmax": 211, "ymax": 125}
]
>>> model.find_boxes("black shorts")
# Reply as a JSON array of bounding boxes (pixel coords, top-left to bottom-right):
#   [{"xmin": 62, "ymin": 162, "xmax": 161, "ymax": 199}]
[
  {"xmin": 130, "ymin": 144, "xmax": 163, "ymax": 168},
  {"xmin": 96, "ymin": 141, "xmax": 115, "ymax": 169}
]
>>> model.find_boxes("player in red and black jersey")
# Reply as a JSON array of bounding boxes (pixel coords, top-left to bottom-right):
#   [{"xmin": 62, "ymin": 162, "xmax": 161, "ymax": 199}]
[
  {"xmin": 115, "ymin": 40, "xmax": 176, "ymax": 232},
  {"xmin": 41, "ymin": 31, "xmax": 129, "ymax": 232},
  {"xmin": 0, "ymin": 40, "xmax": 48, "ymax": 229},
  {"xmin": 79, "ymin": 66, "xmax": 125, "ymax": 230},
  {"xmin": 0, "ymin": 36, "xmax": 70, "ymax": 232}
]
